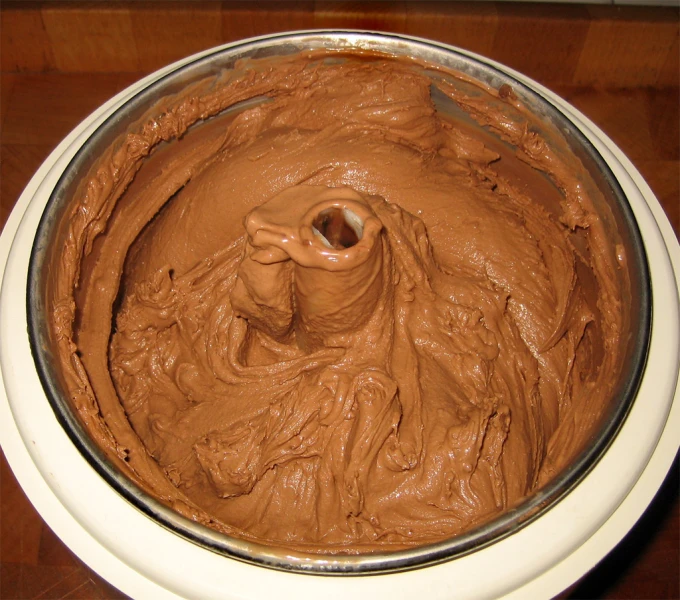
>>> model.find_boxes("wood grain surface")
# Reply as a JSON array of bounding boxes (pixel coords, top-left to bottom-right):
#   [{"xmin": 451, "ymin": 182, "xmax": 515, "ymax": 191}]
[{"xmin": 1, "ymin": 2, "xmax": 678, "ymax": 599}]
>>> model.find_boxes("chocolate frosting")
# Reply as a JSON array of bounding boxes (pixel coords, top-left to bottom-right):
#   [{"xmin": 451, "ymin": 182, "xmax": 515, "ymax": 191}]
[{"xmin": 47, "ymin": 50, "xmax": 627, "ymax": 553}]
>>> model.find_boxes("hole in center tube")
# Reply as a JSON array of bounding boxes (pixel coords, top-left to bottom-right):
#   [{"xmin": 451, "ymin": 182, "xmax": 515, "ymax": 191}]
[{"xmin": 312, "ymin": 207, "xmax": 362, "ymax": 249}]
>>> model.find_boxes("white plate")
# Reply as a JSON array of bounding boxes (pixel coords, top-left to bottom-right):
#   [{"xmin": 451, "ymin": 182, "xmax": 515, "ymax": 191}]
[{"xmin": 1, "ymin": 33, "xmax": 678, "ymax": 600}]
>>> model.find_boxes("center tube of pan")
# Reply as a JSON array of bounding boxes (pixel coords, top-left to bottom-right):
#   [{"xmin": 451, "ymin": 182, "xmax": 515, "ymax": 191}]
[
  {"xmin": 295, "ymin": 206, "xmax": 383, "ymax": 352},
  {"xmin": 312, "ymin": 207, "xmax": 361, "ymax": 249}
]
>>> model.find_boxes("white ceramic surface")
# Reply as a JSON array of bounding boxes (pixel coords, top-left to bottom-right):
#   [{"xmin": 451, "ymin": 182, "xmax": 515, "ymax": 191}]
[{"xmin": 1, "ymin": 34, "xmax": 678, "ymax": 600}]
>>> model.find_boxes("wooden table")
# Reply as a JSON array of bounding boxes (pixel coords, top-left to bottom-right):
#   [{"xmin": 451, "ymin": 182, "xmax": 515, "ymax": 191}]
[{"xmin": 1, "ymin": 3, "xmax": 678, "ymax": 599}]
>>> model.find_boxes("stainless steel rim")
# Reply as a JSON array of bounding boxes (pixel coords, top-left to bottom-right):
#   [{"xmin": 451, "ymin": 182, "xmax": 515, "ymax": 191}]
[{"xmin": 26, "ymin": 31, "xmax": 651, "ymax": 575}]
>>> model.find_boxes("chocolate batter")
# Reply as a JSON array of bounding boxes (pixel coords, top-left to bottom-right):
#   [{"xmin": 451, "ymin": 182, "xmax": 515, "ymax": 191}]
[{"xmin": 48, "ymin": 50, "xmax": 626, "ymax": 553}]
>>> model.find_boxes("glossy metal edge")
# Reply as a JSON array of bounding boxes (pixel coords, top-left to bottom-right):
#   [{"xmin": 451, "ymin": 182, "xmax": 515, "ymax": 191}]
[{"xmin": 25, "ymin": 31, "xmax": 651, "ymax": 575}]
